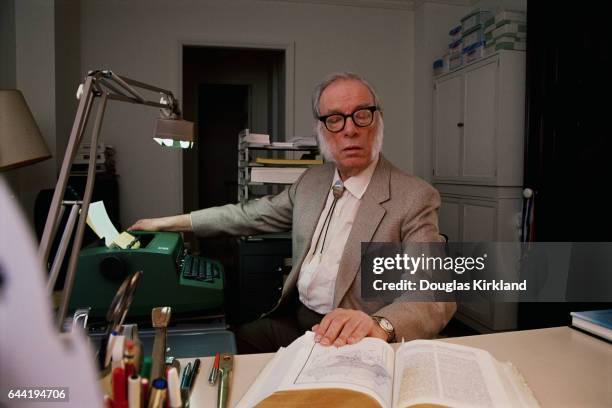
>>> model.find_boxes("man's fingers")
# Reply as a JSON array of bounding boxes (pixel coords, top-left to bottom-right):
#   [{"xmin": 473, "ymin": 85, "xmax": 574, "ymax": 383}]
[
  {"xmin": 314, "ymin": 314, "xmax": 333, "ymax": 342},
  {"xmin": 320, "ymin": 313, "xmax": 350, "ymax": 346},
  {"xmin": 334, "ymin": 317, "xmax": 361, "ymax": 347},
  {"xmin": 129, "ymin": 219, "xmax": 148, "ymax": 231}
]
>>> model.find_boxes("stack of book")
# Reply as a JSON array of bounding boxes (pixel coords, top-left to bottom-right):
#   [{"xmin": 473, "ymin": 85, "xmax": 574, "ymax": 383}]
[
  {"xmin": 484, "ymin": 10, "xmax": 527, "ymax": 55},
  {"xmin": 70, "ymin": 143, "xmax": 116, "ymax": 175},
  {"xmin": 570, "ymin": 309, "xmax": 612, "ymax": 342}
]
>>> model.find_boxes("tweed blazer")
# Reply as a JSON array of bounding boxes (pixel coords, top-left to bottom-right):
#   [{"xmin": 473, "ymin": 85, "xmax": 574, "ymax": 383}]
[{"xmin": 191, "ymin": 155, "xmax": 456, "ymax": 340}]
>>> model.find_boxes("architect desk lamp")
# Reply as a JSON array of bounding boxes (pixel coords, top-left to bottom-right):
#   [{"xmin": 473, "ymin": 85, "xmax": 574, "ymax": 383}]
[{"xmin": 37, "ymin": 70, "xmax": 194, "ymax": 330}]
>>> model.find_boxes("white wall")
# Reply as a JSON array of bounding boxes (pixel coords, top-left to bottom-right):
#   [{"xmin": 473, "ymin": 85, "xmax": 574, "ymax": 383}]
[
  {"xmin": 413, "ymin": 1, "xmax": 469, "ymax": 181},
  {"xmin": 5, "ymin": 0, "xmax": 58, "ymax": 226},
  {"xmin": 79, "ymin": 0, "xmax": 415, "ymax": 227}
]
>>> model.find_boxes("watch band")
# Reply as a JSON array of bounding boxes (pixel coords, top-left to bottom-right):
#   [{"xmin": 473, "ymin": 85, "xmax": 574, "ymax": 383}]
[{"xmin": 372, "ymin": 316, "xmax": 395, "ymax": 342}]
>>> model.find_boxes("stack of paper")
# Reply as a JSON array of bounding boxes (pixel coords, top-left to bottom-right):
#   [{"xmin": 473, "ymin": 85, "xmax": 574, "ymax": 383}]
[
  {"xmin": 255, "ymin": 158, "xmax": 323, "ymax": 165},
  {"xmin": 250, "ymin": 167, "xmax": 307, "ymax": 184},
  {"xmin": 244, "ymin": 132, "xmax": 270, "ymax": 145},
  {"xmin": 270, "ymin": 141, "xmax": 294, "ymax": 148},
  {"xmin": 86, "ymin": 201, "xmax": 140, "ymax": 249},
  {"xmin": 291, "ymin": 136, "xmax": 318, "ymax": 147}
]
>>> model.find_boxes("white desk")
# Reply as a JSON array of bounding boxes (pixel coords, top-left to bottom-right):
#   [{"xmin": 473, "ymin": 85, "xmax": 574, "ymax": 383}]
[{"xmin": 185, "ymin": 327, "xmax": 611, "ymax": 407}]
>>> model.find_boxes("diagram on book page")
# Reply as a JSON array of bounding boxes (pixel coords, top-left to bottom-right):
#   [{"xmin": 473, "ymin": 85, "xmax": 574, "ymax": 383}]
[{"xmin": 294, "ymin": 339, "xmax": 394, "ymax": 404}]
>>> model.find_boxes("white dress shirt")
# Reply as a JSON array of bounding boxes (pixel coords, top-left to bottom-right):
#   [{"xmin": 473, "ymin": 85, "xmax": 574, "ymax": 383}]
[{"xmin": 298, "ymin": 156, "xmax": 379, "ymax": 314}]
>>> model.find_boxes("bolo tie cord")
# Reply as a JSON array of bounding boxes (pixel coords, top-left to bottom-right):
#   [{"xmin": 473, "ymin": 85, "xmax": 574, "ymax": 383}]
[{"xmin": 311, "ymin": 181, "xmax": 345, "ymax": 256}]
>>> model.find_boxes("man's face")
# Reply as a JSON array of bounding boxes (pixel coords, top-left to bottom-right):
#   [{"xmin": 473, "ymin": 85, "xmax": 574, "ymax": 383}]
[{"xmin": 318, "ymin": 79, "xmax": 379, "ymax": 179}]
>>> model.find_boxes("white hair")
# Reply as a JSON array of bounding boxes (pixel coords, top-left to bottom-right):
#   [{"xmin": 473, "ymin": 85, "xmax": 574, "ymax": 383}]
[{"xmin": 312, "ymin": 72, "xmax": 383, "ymax": 118}]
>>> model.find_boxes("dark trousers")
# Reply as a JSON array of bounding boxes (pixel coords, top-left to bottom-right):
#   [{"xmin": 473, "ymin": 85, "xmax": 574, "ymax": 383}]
[{"xmin": 232, "ymin": 302, "xmax": 324, "ymax": 354}]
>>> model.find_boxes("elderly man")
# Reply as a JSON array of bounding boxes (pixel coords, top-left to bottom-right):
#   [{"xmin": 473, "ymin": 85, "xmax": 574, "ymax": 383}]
[{"xmin": 131, "ymin": 72, "xmax": 456, "ymax": 352}]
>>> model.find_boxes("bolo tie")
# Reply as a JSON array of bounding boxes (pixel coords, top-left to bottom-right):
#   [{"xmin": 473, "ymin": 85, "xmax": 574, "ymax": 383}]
[{"xmin": 311, "ymin": 179, "xmax": 345, "ymax": 255}]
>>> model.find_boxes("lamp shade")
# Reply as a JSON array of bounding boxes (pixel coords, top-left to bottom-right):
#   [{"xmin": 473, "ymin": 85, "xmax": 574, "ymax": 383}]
[{"xmin": 0, "ymin": 90, "xmax": 51, "ymax": 171}]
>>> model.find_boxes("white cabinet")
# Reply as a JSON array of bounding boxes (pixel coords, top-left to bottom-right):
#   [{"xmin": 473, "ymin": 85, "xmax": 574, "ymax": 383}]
[
  {"xmin": 436, "ymin": 184, "xmax": 523, "ymax": 244},
  {"xmin": 433, "ymin": 51, "xmax": 526, "ymax": 186},
  {"xmin": 433, "ymin": 51, "xmax": 526, "ymax": 332},
  {"xmin": 438, "ymin": 184, "xmax": 523, "ymax": 332}
]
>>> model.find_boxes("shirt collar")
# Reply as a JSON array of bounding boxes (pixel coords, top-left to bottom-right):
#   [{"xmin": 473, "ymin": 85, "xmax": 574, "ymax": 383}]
[{"xmin": 333, "ymin": 154, "xmax": 379, "ymax": 199}]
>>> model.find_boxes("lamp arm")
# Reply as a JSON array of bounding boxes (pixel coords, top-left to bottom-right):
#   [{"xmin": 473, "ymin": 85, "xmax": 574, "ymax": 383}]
[
  {"xmin": 38, "ymin": 76, "xmax": 96, "ymax": 264},
  {"xmin": 99, "ymin": 70, "xmax": 180, "ymax": 115},
  {"xmin": 55, "ymin": 92, "xmax": 108, "ymax": 329}
]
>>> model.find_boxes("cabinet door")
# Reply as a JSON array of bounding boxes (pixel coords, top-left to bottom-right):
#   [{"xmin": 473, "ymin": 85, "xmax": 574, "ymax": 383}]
[
  {"xmin": 463, "ymin": 60, "xmax": 497, "ymax": 180},
  {"xmin": 438, "ymin": 197, "xmax": 461, "ymax": 242},
  {"xmin": 433, "ymin": 75, "xmax": 463, "ymax": 179},
  {"xmin": 462, "ymin": 200, "xmax": 496, "ymax": 241}
]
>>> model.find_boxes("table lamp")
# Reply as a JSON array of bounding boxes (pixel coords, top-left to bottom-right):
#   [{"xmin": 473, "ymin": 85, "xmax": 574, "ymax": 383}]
[
  {"xmin": 0, "ymin": 90, "xmax": 51, "ymax": 171},
  {"xmin": 37, "ymin": 70, "xmax": 195, "ymax": 329}
]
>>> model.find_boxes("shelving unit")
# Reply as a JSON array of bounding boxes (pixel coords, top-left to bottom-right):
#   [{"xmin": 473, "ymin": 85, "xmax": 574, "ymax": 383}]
[
  {"xmin": 231, "ymin": 130, "xmax": 321, "ymax": 323},
  {"xmin": 237, "ymin": 129, "xmax": 320, "ymax": 203}
]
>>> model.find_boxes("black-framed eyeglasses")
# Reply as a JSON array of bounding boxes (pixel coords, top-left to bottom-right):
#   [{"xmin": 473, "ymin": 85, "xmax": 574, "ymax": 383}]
[{"xmin": 318, "ymin": 106, "xmax": 378, "ymax": 133}]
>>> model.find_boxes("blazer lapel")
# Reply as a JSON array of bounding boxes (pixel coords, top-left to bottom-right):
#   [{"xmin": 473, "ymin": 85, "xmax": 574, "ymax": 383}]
[
  {"xmin": 333, "ymin": 157, "xmax": 391, "ymax": 307},
  {"xmin": 282, "ymin": 164, "xmax": 334, "ymax": 296}
]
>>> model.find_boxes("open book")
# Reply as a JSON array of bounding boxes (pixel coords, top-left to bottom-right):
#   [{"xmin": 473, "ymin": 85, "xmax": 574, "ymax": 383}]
[{"xmin": 237, "ymin": 332, "xmax": 539, "ymax": 408}]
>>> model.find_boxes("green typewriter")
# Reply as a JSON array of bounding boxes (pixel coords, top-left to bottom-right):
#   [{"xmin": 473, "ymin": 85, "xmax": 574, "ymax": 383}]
[{"xmin": 68, "ymin": 231, "xmax": 224, "ymax": 322}]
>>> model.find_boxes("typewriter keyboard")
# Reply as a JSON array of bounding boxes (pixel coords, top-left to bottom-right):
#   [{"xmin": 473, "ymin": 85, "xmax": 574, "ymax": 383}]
[{"xmin": 181, "ymin": 255, "xmax": 222, "ymax": 283}]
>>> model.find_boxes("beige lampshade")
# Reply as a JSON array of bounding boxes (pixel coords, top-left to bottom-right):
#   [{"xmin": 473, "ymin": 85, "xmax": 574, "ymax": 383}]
[{"xmin": 0, "ymin": 90, "xmax": 51, "ymax": 171}]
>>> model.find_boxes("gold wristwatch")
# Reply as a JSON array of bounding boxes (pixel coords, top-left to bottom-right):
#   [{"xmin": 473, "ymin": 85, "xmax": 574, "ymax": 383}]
[{"xmin": 372, "ymin": 316, "xmax": 395, "ymax": 342}]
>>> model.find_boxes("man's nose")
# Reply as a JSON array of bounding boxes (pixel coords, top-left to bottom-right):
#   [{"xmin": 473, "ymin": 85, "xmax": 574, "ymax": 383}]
[{"xmin": 342, "ymin": 116, "xmax": 359, "ymax": 137}]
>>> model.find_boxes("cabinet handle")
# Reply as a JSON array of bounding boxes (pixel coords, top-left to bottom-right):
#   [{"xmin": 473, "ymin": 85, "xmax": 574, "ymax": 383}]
[{"xmin": 457, "ymin": 122, "xmax": 464, "ymax": 128}]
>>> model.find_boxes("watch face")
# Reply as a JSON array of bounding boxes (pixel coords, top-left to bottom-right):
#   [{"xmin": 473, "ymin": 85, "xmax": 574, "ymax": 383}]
[{"xmin": 380, "ymin": 318, "xmax": 393, "ymax": 331}]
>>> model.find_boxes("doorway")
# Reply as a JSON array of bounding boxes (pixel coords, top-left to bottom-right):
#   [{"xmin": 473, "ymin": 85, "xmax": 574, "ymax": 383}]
[
  {"xmin": 182, "ymin": 46, "xmax": 285, "ymax": 213},
  {"xmin": 182, "ymin": 45, "xmax": 286, "ymax": 323}
]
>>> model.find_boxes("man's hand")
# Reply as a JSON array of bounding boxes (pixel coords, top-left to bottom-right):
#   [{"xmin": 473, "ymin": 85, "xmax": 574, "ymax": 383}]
[
  {"xmin": 129, "ymin": 218, "xmax": 161, "ymax": 231},
  {"xmin": 311, "ymin": 308, "xmax": 388, "ymax": 347},
  {"xmin": 128, "ymin": 215, "xmax": 192, "ymax": 233}
]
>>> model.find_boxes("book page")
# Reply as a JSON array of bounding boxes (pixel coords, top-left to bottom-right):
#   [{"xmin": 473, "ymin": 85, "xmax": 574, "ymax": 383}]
[
  {"xmin": 393, "ymin": 341, "xmax": 513, "ymax": 408},
  {"xmin": 494, "ymin": 361, "xmax": 540, "ymax": 408},
  {"xmin": 237, "ymin": 332, "xmax": 394, "ymax": 407},
  {"xmin": 288, "ymin": 334, "xmax": 394, "ymax": 407}
]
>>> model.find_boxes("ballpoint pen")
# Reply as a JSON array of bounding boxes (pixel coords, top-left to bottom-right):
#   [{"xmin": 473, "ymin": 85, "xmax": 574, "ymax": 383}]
[
  {"xmin": 189, "ymin": 358, "xmax": 201, "ymax": 394},
  {"xmin": 180, "ymin": 362, "xmax": 192, "ymax": 390},
  {"xmin": 180, "ymin": 359, "xmax": 200, "ymax": 408},
  {"xmin": 208, "ymin": 352, "xmax": 220, "ymax": 385}
]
